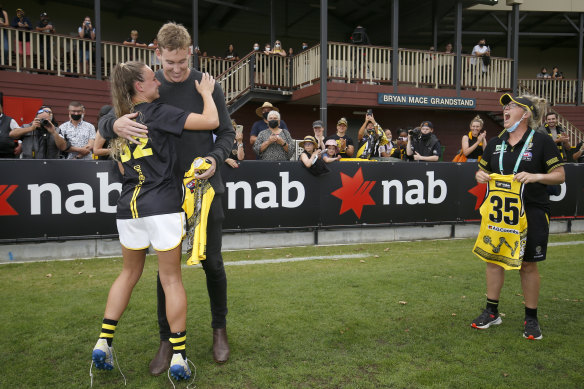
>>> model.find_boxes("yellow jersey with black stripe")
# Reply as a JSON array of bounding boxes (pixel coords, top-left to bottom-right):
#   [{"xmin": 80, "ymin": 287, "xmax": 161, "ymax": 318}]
[
  {"xmin": 116, "ymin": 102, "xmax": 190, "ymax": 219},
  {"xmin": 473, "ymin": 174, "xmax": 527, "ymax": 270}
]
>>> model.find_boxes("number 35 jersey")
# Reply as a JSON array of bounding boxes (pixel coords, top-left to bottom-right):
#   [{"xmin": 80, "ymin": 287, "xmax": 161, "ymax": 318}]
[
  {"xmin": 116, "ymin": 102, "xmax": 189, "ymax": 219},
  {"xmin": 473, "ymin": 174, "xmax": 527, "ymax": 270}
]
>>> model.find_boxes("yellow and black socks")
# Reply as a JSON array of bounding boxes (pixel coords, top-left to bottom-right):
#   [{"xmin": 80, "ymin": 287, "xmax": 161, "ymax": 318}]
[
  {"xmin": 99, "ymin": 318, "xmax": 118, "ymax": 347},
  {"xmin": 486, "ymin": 298, "xmax": 499, "ymax": 314},
  {"xmin": 169, "ymin": 331, "xmax": 187, "ymax": 359}
]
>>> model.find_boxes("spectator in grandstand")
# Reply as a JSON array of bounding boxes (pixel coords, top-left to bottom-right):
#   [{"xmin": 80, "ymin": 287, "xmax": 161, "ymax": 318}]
[
  {"xmin": 350, "ymin": 25, "xmax": 370, "ymax": 45},
  {"xmin": 444, "ymin": 43, "xmax": 453, "ymax": 54},
  {"xmin": 35, "ymin": 11, "xmax": 55, "ymax": 33},
  {"xmin": 551, "ymin": 66, "xmax": 564, "ymax": 79},
  {"xmin": 323, "ymin": 139, "xmax": 341, "ymax": 162},
  {"xmin": 263, "ymin": 42, "xmax": 271, "ymax": 54},
  {"xmin": 78, "ymin": 16, "xmax": 95, "ymax": 40},
  {"xmin": 253, "ymin": 110, "xmax": 293, "ymax": 161},
  {"xmin": 461, "ymin": 115, "xmax": 487, "ymax": 162},
  {"xmin": 299, "ymin": 135, "xmax": 329, "ymax": 176},
  {"xmin": 471, "ymin": 93, "xmax": 565, "ymax": 341},
  {"xmin": 252, "ymin": 42, "xmax": 260, "ymax": 52},
  {"xmin": 59, "ymin": 101, "xmax": 96, "ymax": 160},
  {"xmin": 148, "ymin": 38, "xmax": 161, "ymax": 66},
  {"xmin": 407, "ymin": 121, "xmax": 441, "ymax": 162},
  {"xmin": 9, "ymin": 105, "xmax": 68, "ymax": 159},
  {"xmin": 536, "ymin": 67, "xmax": 551, "ymax": 79},
  {"xmin": 123, "ymin": 30, "xmax": 147, "ymax": 47},
  {"xmin": 225, "ymin": 119, "xmax": 244, "ymax": 168},
  {"xmin": 224, "ymin": 43, "xmax": 239, "ymax": 61},
  {"xmin": 272, "ymin": 40, "xmax": 287, "ymax": 57},
  {"xmin": 573, "ymin": 141, "xmax": 584, "ymax": 163},
  {"xmin": 100, "ymin": 23, "xmax": 234, "ymax": 370},
  {"xmin": 249, "ymin": 102, "xmax": 289, "ymax": 147},
  {"xmin": 0, "ymin": 101, "xmax": 21, "ymax": 158},
  {"xmin": 325, "ymin": 117, "xmax": 354, "ymax": 158},
  {"xmin": 356, "ymin": 111, "xmax": 389, "ymax": 159},
  {"xmin": 470, "ymin": 38, "xmax": 490, "ymax": 74},
  {"xmin": 288, "ymin": 47, "xmax": 294, "ymax": 56},
  {"xmin": 390, "ymin": 129, "xmax": 409, "ymax": 160},
  {"xmin": 300, "ymin": 42, "xmax": 309, "ymax": 52},
  {"xmin": 90, "ymin": 62, "xmax": 219, "ymax": 381},
  {"xmin": 536, "ymin": 112, "xmax": 571, "ymax": 161},
  {"xmin": 377, "ymin": 129, "xmax": 394, "ymax": 157},
  {"xmin": 312, "ymin": 120, "xmax": 326, "ymax": 151},
  {"xmin": 93, "ymin": 105, "xmax": 113, "ymax": 160},
  {"xmin": 11, "ymin": 8, "xmax": 32, "ymax": 63}
]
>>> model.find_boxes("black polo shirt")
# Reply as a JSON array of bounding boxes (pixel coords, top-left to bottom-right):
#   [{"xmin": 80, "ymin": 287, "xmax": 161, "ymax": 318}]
[{"xmin": 478, "ymin": 128, "xmax": 564, "ymax": 209}]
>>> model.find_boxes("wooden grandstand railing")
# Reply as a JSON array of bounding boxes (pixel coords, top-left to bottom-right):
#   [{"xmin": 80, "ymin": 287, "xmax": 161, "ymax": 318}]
[{"xmin": 518, "ymin": 78, "xmax": 583, "ymax": 106}]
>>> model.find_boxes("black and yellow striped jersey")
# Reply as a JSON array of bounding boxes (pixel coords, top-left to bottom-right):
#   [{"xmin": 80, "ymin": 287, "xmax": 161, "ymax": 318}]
[{"xmin": 116, "ymin": 102, "xmax": 190, "ymax": 219}]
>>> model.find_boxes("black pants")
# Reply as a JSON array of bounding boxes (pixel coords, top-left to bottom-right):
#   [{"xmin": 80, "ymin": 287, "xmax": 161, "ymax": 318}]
[{"xmin": 157, "ymin": 195, "xmax": 228, "ymax": 340}]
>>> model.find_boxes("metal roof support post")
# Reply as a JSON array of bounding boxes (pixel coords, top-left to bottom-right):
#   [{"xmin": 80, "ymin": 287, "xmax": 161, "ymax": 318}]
[
  {"xmin": 193, "ymin": 0, "xmax": 199, "ymax": 70},
  {"xmin": 391, "ymin": 0, "xmax": 399, "ymax": 92},
  {"xmin": 95, "ymin": 0, "xmax": 101, "ymax": 80},
  {"xmin": 506, "ymin": 11, "xmax": 512, "ymax": 59},
  {"xmin": 320, "ymin": 0, "xmax": 328, "ymax": 134},
  {"xmin": 270, "ymin": 0, "xmax": 276, "ymax": 47},
  {"xmin": 511, "ymin": 4, "xmax": 519, "ymax": 95},
  {"xmin": 577, "ymin": 13, "xmax": 583, "ymax": 106},
  {"xmin": 454, "ymin": 0, "xmax": 462, "ymax": 96}
]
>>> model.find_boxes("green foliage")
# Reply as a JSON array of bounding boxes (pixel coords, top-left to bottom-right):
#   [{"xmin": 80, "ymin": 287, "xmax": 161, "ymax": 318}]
[{"xmin": 1, "ymin": 234, "xmax": 583, "ymax": 388}]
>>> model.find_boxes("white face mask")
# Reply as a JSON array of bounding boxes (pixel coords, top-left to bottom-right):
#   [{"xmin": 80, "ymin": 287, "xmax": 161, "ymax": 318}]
[
  {"xmin": 253, "ymin": 46, "xmax": 259, "ymax": 51},
  {"xmin": 275, "ymin": 44, "xmax": 281, "ymax": 48},
  {"xmin": 506, "ymin": 112, "xmax": 527, "ymax": 133}
]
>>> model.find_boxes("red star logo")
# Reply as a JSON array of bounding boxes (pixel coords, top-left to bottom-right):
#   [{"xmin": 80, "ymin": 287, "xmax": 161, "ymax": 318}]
[
  {"xmin": 331, "ymin": 168, "xmax": 376, "ymax": 218},
  {"xmin": 0, "ymin": 185, "xmax": 19, "ymax": 216},
  {"xmin": 468, "ymin": 183, "xmax": 487, "ymax": 210}
]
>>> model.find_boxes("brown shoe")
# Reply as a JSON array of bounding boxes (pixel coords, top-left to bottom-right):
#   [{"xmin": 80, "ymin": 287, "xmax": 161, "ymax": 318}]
[
  {"xmin": 213, "ymin": 328, "xmax": 230, "ymax": 363},
  {"xmin": 149, "ymin": 339, "xmax": 173, "ymax": 376}
]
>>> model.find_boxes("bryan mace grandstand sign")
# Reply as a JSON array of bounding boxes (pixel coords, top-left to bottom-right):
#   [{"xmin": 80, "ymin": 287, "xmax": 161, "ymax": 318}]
[
  {"xmin": 378, "ymin": 93, "xmax": 476, "ymax": 109},
  {"xmin": 0, "ymin": 160, "xmax": 582, "ymax": 242}
]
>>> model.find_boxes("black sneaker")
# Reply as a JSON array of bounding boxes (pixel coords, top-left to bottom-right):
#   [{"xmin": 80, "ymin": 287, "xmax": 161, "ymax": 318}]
[
  {"xmin": 523, "ymin": 317, "xmax": 543, "ymax": 340},
  {"xmin": 471, "ymin": 308, "xmax": 502, "ymax": 329}
]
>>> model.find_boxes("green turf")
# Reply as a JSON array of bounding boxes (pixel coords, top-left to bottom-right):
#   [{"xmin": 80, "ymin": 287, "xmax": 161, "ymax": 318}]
[{"xmin": 0, "ymin": 234, "xmax": 583, "ymax": 388}]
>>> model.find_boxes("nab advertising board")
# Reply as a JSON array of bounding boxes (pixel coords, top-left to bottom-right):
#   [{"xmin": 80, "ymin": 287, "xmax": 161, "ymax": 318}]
[{"xmin": 0, "ymin": 160, "xmax": 582, "ymax": 241}]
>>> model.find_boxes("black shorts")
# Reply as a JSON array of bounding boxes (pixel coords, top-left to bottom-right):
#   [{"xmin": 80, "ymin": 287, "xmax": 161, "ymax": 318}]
[{"xmin": 523, "ymin": 206, "xmax": 550, "ymax": 262}]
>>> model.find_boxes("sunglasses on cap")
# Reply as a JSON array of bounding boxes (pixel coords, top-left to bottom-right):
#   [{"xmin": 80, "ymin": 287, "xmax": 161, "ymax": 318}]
[{"xmin": 37, "ymin": 109, "xmax": 52, "ymax": 114}]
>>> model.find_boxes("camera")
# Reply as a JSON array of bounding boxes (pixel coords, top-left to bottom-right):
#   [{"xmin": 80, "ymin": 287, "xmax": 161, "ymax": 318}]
[
  {"xmin": 40, "ymin": 119, "xmax": 51, "ymax": 127},
  {"xmin": 408, "ymin": 127, "xmax": 421, "ymax": 138}
]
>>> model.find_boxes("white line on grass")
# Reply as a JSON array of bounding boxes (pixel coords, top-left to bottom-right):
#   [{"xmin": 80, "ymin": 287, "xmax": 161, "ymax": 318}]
[
  {"xmin": 182, "ymin": 253, "xmax": 371, "ymax": 268},
  {"xmin": 548, "ymin": 241, "xmax": 584, "ymax": 247}
]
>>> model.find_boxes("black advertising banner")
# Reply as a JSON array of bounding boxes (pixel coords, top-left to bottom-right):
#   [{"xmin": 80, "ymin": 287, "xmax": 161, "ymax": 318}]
[{"xmin": 0, "ymin": 160, "xmax": 582, "ymax": 242}]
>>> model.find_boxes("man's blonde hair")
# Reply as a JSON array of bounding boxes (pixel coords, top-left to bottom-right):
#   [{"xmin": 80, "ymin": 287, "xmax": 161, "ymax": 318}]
[{"xmin": 157, "ymin": 22, "xmax": 191, "ymax": 52}]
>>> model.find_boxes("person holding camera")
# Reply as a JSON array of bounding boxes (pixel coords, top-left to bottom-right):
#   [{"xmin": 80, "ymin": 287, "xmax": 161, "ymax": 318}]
[
  {"xmin": 461, "ymin": 115, "xmax": 487, "ymax": 162},
  {"xmin": 59, "ymin": 101, "xmax": 96, "ymax": 160},
  {"xmin": 356, "ymin": 110, "xmax": 389, "ymax": 159},
  {"xmin": 9, "ymin": 106, "xmax": 68, "ymax": 159},
  {"xmin": 406, "ymin": 121, "xmax": 441, "ymax": 162}
]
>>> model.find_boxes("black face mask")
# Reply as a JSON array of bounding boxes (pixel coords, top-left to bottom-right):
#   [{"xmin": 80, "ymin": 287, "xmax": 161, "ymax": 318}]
[
  {"xmin": 71, "ymin": 114, "xmax": 82, "ymax": 121},
  {"xmin": 262, "ymin": 111, "xmax": 269, "ymax": 120},
  {"xmin": 421, "ymin": 132, "xmax": 431, "ymax": 141},
  {"xmin": 479, "ymin": 43, "xmax": 485, "ymax": 48},
  {"xmin": 268, "ymin": 120, "xmax": 279, "ymax": 129}
]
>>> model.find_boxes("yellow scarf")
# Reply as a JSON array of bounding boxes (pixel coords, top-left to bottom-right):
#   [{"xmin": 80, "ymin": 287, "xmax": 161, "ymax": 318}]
[{"xmin": 182, "ymin": 157, "xmax": 215, "ymax": 266}]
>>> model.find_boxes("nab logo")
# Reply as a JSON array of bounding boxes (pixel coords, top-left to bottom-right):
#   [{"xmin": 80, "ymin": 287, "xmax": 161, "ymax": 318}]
[
  {"xmin": 0, "ymin": 185, "xmax": 19, "ymax": 216},
  {"xmin": 331, "ymin": 168, "xmax": 376, "ymax": 218}
]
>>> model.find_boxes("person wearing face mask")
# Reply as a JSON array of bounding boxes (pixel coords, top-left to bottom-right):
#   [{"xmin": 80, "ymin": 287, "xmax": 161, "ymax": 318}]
[
  {"xmin": 471, "ymin": 94, "xmax": 565, "ymax": 341},
  {"xmin": 300, "ymin": 42, "xmax": 309, "ymax": 52},
  {"xmin": 249, "ymin": 102, "xmax": 289, "ymax": 151},
  {"xmin": 263, "ymin": 43, "xmax": 271, "ymax": 54},
  {"xmin": 9, "ymin": 105, "xmax": 68, "ymax": 159},
  {"xmin": 59, "ymin": 101, "xmax": 96, "ymax": 160},
  {"xmin": 406, "ymin": 121, "xmax": 441, "ymax": 162},
  {"xmin": 252, "ymin": 42, "xmax": 260, "ymax": 52},
  {"xmin": 272, "ymin": 40, "xmax": 287, "ymax": 57},
  {"xmin": 471, "ymin": 38, "xmax": 490, "ymax": 74},
  {"xmin": 253, "ymin": 110, "xmax": 293, "ymax": 161}
]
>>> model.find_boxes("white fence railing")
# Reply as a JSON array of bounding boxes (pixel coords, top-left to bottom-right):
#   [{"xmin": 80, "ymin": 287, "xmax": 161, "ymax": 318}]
[{"xmin": 518, "ymin": 78, "xmax": 583, "ymax": 106}]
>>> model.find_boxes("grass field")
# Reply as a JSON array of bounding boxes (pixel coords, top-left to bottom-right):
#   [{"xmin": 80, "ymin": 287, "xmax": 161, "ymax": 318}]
[{"xmin": 1, "ymin": 234, "xmax": 583, "ymax": 388}]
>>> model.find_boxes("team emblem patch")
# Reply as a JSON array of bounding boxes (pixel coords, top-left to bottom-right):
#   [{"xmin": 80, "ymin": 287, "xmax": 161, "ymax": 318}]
[{"xmin": 522, "ymin": 151, "xmax": 532, "ymax": 161}]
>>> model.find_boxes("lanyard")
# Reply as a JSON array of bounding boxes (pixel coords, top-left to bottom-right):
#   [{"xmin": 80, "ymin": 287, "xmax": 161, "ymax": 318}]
[{"xmin": 499, "ymin": 129, "xmax": 534, "ymax": 175}]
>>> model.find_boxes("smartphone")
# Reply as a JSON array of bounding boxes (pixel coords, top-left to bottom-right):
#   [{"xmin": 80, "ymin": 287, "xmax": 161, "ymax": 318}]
[
  {"xmin": 236, "ymin": 125, "xmax": 243, "ymax": 134},
  {"xmin": 366, "ymin": 109, "xmax": 373, "ymax": 116}
]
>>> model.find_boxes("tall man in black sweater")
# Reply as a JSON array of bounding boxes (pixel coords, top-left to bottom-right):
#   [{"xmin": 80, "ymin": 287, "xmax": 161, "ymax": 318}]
[{"xmin": 99, "ymin": 22, "xmax": 234, "ymax": 373}]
